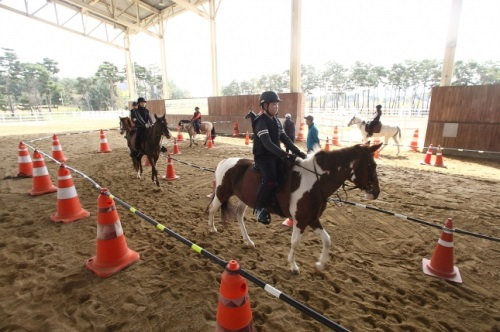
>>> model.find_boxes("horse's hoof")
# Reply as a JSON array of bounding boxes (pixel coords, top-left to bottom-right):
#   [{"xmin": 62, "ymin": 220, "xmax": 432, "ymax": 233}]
[
  {"xmin": 290, "ymin": 268, "xmax": 300, "ymax": 275},
  {"xmin": 315, "ymin": 262, "xmax": 325, "ymax": 272},
  {"xmin": 243, "ymin": 242, "xmax": 255, "ymax": 249}
]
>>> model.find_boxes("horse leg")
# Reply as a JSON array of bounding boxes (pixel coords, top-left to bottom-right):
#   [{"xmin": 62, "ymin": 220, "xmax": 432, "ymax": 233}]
[
  {"xmin": 288, "ymin": 226, "xmax": 303, "ymax": 274},
  {"xmin": 235, "ymin": 202, "xmax": 254, "ymax": 248},
  {"xmin": 378, "ymin": 137, "xmax": 388, "ymax": 153},
  {"xmin": 392, "ymin": 134, "xmax": 401, "ymax": 155},
  {"xmin": 207, "ymin": 195, "xmax": 222, "ymax": 233},
  {"xmin": 314, "ymin": 227, "xmax": 331, "ymax": 272}
]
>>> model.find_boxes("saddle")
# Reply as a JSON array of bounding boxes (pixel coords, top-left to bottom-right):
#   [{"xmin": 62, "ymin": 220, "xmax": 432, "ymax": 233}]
[{"xmin": 365, "ymin": 121, "xmax": 382, "ymax": 134}]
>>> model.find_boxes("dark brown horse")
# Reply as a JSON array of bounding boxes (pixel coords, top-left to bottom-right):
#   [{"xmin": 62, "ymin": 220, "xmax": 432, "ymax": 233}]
[
  {"xmin": 131, "ymin": 114, "xmax": 171, "ymax": 186},
  {"xmin": 206, "ymin": 143, "xmax": 382, "ymax": 274},
  {"xmin": 119, "ymin": 116, "xmax": 134, "ymax": 136}
]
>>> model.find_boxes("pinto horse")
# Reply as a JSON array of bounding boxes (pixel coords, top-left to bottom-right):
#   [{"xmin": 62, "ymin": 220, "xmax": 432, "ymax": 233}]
[
  {"xmin": 131, "ymin": 114, "xmax": 171, "ymax": 186},
  {"xmin": 206, "ymin": 143, "xmax": 382, "ymax": 274},
  {"xmin": 347, "ymin": 115, "xmax": 401, "ymax": 155},
  {"xmin": 178, "ymin": 120, "xmax": 216, "ymax": 147}
]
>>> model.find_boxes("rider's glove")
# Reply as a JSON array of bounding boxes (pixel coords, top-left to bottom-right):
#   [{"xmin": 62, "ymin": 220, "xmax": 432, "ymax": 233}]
[
  {"xmin": 145, "ymin": 123, "xmax": 150, "ymax": 128},
  {"xmin": 286, "ymin": 154, "xmax": 297, "ymax": 163},
  {"xmin": 297, "ymin": 151, "xmax": 307, "ymax": 159}
]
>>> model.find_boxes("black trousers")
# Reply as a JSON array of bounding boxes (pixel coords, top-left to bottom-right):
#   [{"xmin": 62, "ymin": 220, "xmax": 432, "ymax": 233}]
[
  {"xmin": 254, "ymin": 154, "xmax": 285, "ymax": 209},
  {"xmin": 135, "ymin": 127, "xmax": 146, "ymax": 151}
]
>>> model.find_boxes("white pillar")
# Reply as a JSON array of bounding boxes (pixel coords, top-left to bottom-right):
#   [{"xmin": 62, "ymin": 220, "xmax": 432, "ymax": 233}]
[
  {"xmin": 209, "ymin": 0, "xmax": 219, "ymax": 96},
  {"xmin": 440, "ymin": 0, "xmax": 463, "ymax": 86},
  {"xmin": 124, "ymin": 33, "xmax": 136, "ymax": 101},
  {"xmin": 290, "ymin": 0, "xmax": 302, "ymax": 93},
  {"xmin": 159, "ymin": 21, "xmax": 169, "ymax": 99}
]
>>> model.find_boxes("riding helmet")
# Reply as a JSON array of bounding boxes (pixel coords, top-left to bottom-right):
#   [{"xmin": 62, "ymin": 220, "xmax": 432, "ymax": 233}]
[
  {"xmin": 376, "ymin": 104, "xmax": 382, "ymax": 110},
  {"xmin": 285, "ymin": 113, "xmax": 291, "ymax": 119},
  {"xmin": 132, "ymin": 101, "xmax": 138, "ymax": 106},
  {"xmin": 137, "ymin": 97, "xmax": 147, "ymax": 103},
  {"xmin": 259, "ymin": 91, "xmax": 281, "ymax": 106}
]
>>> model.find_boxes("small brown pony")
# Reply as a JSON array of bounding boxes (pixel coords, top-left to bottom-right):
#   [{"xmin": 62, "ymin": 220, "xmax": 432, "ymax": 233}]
[
  {"xmin": 178, "ymin": 120, "xmax": 216, "ymax": 147},
  {"xmin": 206, "ymin": 143, "xmax": 382, "ymax": 274},
  {"xmin": 119, "ymin": 116, "xmax": 134, "ymax": 136},
  {"xmin": 130, "ymin": 114, "xmax": 171, "ymax": 186}
]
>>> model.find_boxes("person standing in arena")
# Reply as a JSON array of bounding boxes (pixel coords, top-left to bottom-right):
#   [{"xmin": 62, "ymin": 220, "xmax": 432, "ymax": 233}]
[{"xmin": 283, "ymin": 113, "xmax": 296, "ymax": 153}]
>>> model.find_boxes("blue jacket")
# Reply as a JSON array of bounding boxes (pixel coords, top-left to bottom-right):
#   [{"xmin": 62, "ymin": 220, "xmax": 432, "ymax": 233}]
[{"xmin": 306, "ymin": 123, "xmax": 320, "ymax": 152}]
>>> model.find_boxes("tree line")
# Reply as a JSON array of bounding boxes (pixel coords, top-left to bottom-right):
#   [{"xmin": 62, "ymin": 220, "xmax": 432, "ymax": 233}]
[{"xmin": 1, "ymin": 47, "xmax": 498, "ymax": 113}]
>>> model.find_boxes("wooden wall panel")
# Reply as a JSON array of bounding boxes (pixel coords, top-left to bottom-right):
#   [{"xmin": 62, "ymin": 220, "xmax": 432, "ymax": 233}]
[{"xmin": 425, "ymin": 84, "xmax": 500, "ymax": 158}]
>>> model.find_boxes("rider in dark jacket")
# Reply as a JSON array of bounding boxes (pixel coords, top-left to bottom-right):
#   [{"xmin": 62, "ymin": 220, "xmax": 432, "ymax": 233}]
[
  {"xmin": 283, "ymin": 113, "xmax": 295, "ymax": 153},
  {"xmin": 367, "ymin": 105, "xmax": 382, "ymax": 137},
  {"xmin": 252, "ymin": 91, "xmax": 306, "ymax": 225},
  {"xmin": 133, "ymin": 97, "xmax": 153, "ymax": 155}
]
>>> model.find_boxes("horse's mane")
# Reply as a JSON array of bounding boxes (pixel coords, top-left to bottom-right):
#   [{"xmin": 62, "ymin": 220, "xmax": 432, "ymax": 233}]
[
  {"xmin": 179, "ymin": 119, "xmax": 191, "ymax": 124},
  {"xmin": 299, "ymin": 144, "xmax": 365, "ymax": 173}
]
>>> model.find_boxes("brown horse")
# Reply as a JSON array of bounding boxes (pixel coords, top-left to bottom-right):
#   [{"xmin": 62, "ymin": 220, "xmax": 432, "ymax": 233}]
[
  {"xmin": 178, "ymin": 120, "xmax": 216, "ymax": 147},
  {"xmin": 131, "ymin": 114, "xmax": 171, "ymax": 186},
  {"xmin": 206, "ymin": 143, "xmax": 382, "ymax": 274}
]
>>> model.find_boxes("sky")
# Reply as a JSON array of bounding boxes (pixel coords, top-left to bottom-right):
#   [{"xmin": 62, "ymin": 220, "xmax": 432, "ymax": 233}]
[{"xmin": 0, "ymin": 0, "xmax": 499, "ymax": 97}]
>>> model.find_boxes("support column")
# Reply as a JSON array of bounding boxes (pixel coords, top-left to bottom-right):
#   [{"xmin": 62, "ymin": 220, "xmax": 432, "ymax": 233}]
[
  {"xmin": 209, "ymin": 0, "xmax": 219, "ymax": 96},
  {"xmin": 440, "ymin": 0, "xmax": 463, "ymax": 86},
  {"xmin": 290, "ymin": 0, "xmax": 302, "ymax": 93},
  {"xmin": 159, "ymin": 21, "xmax": 169, "ymax": 99},
  {"xmin": 124, "ymin": 33, "xmax": 136, "ymax": 101}
]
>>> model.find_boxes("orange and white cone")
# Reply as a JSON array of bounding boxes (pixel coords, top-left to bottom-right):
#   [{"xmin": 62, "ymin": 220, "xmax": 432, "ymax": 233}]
[
  {"xmin": 422, "ymin": 218, "xmax": 462, "ymax": 283},
  {"xmin": 176, "ymin": 126, "xmax": 185, "ymax": 142},
  {"xmin": 86, "ymin": 188, "xmax": 140, "ymax": 278},
  {"xmin": 409, "ymin": 129, "xmax": 420, "ymax": 152},
  {"xmin": 296, "ymin": 123, "xmax": 306, "ymax": 142},
  {"xmin": 50, "ymin": 164, "xmax": 90, "ymax": 223},
  {"xmin": 172, "ymin": 138, "xmax": 181, "ymax": 155},
  {"xmin": 332, "ymin": 126, "xmax": 340, "ymax": 146},
  {"xmin": 282, "ymin": 218, "xmax": 293, "ymax": 228},
  {"xmin": 28, "ymin": 149, "xmax": 57, "ymax": 196},
  {"xmin": 143, "ymin": 156, "xmax": 151, "ymax": 167},
  {"xmin": 216, "ymin": 260, "xmax": 254, "ymax": 332},
  {"xmin": 233, "ymin": 121, "xmax": 240, "ymax": 137},
  {"xmin": 98, "ymin": 129, "xmax": 112, "ymax": 153},
  {"xmin": 51, "ymin": 134, "xmax": 68, "ymax": 162},
  {"xmin": 207, "ymin": 133, "xmax": 214, "ymax": 149},
  {"xmin": 162, "ymin": 153, "xmax": 179, "ymax": 181},
  {"xmin": 244, "ymin": 131, "xmax": 250, "ymax": 145},
  {"xmin": 324, "ymin": 137, "xmax": 330, "ymax": 151},
  {"xmin": 433, "ymin": 145, "xmax": 447, "ymax": 168},
  {"xmin": 373, "ymin": 138, "xmax": 381, "ymax": 159},
  {"xmin": 420, "ymin": 144, "xmax": 433, "ymax": 165},
  {"xmin": 16, "ymin": 141, "xmax": 33, "ymax": 178}
]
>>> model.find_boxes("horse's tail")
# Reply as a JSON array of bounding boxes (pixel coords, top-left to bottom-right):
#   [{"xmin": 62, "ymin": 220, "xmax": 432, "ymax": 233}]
[
  {"xmin": 397, "ymin": 126, "xmax": 402, "ymax": 139},
  {"xmin": 211, "ymin": 126, "xmax": 216, "ymax": 140}
]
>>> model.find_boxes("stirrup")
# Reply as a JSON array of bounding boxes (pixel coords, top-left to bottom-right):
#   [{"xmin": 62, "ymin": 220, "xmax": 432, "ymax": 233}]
[{"xmin": 255, "ymin": 208, "xmax": 271, "ymax": 225}]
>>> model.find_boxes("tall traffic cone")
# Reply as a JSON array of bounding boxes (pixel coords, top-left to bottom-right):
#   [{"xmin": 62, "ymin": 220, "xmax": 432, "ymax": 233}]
[
  {"xmin": 244, "ymin": 131, "xmax": 250, "ymax": 145},
  {"xmin": 233, "ymin": 121, "xmax": 240, "ymax": 137},
  {"xmin": 422, "ymin": 218, "xmax": 462, "ymax": 283},
  {"xmin": 176, "ymin": 126, "xmax": 185, "ymax": 142},
  {"xmin": 172, "ymin": 138, "xmax": 181, "ymax": 155},
  {"xmin": 50, "ymin": 164, "xmax": 90, "ymax": 223},
  {"xmin": 282, "ymin": 218, "xmax": 293, "ymax": 228},
  {"xmin": 373, "ymin": 138, "xmax": 381, "ymax": 159},
  {"xmin": 332, "ymin": 126, "xmax": 340, "ymax": 146},
  {"xmin": 324, "ymin": 137, "xmax": 330, "ymax": 151},
  {"xmin": 98, "ymin": 129, "xmax": 112, "ymax": 153},
  {"xmin": 409, "ymin": 129, "xmax": 420, "ymax": 152},
  {"xmin": 28, "ymin": 149, "xmax": 57, "ymax": 196},
  {"xmin": 143, "ymin": 156, "xmax": 151, "ymax": 167},
  {"xmin": 216, "ymin": 260, "xmax": 254, "ymax": 332},
  {"xmin": 433, "ymin": 145, "xmax": 447, "ymax": 168},
  {"xmin": 296, "ymin": 123, "xmax": 306, "ymax": 142},
  {"xmin": 162, "ymin": 153, "xmax": 180, "ymax": 181},
  {"xmin": 16, "ymin": 141, "xmax": 33, "ymax": 178},
  {"xmin": 86, "ymin": 188, "xmax": 140, "ymax": 278},
  {"xmin": 420, "ymin": 144, "xmax": 434, "ymax": 165},
  {"xmin": 207, "ymin": 133, "xmax": 214, "ymax": 149},
  {"xmin": 51, "ymin": 134, "xmax": 68, "ymax": 162}
]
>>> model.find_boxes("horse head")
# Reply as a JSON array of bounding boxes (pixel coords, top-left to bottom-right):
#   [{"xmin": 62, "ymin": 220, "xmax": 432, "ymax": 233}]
[
  {"xmin": 347, "ymin": 115, "xmax": 359, "ymax": 127},
  {"xmin": 119, "ymin": 116, "xmax": 132, "ymax": 136},
  {"xmin": 155, "ymin": 114, "xmax": 171, "ymax": 139},
  {"xmin": 245, "ymin": 110, "xmax": 256, "ymax": 120},
  {"xmin": 348, "ymin": 143, "xmax": 381, "ymax": 199}
]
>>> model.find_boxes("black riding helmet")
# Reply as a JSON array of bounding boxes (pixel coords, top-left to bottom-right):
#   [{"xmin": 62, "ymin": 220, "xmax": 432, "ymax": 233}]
[
  {"xmin": 137, "ymin": 97, "xmax": 146, "ymax": 103},
  {"xmin": 259, "ymin": 91, "xmax": 281, "ymax": 106}
]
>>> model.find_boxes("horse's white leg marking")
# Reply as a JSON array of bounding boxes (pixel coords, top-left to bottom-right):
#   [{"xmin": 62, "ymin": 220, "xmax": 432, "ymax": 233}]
[
  {"xmin": 314, "ymin": 227, "xmax": 331, "ymax": 272},
  {"xmin": 236, "ymin": 202, "xmax": 254, "ymax": 248},
  {"xmin": 288, "ymin": 226, "xmax": 302, "ymax": 274},
  {"xmin": 208, "ymin": 195, "xmax": 221, "ymax": 233}
]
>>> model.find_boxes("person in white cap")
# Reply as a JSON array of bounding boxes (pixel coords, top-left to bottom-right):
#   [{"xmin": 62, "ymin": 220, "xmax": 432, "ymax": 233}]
[{"xmin": 283, "ymin": 113, "xmax": 296, "ymax": 153}]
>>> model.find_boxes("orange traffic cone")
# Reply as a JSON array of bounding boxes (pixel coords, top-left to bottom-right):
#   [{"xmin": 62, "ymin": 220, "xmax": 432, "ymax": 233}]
[
  {"xmin": 409, "ymin": 129, "xmax": 420, "ymax": 152},
  {"xmin": 16, "ymin": 141, "xmax": 33, "ymax": 178},
  {"xmin": 373, "ymin": 138, "xmax": 381, "ymax": 159},
  {"xmin": 332, "ymin": 126, "xmax": 340, "ymax": 146},
  {"xmin": 422, "ymin": 218, "xmax": 462, "ymax": 283},
  {"xmin": 143, "ymin": 156, "xmax": 151, "ymax": 167},
  {"xmin": 28, "ymin": 149, "xmax": 57, "ymax": 196},
  {"xmin": 433, "ymin": 145, "xmax": 447, "ymax": 168},
  {"xmin": 51, "ymin": 134, "xmax": 68, "ymax": 162},
  {"xmin": 162, "ymin": 153, "xmax": 180, "ymax": 181},
  {"xmin": 420, "ymin": 144, "xmax": 434, "ymax": 165},
  {"xmin": 176, "ymin": 126, "xmax": 185, "ymax": 142},
  {"xmin": 50, "ymin": 164, "xmax": 90, "ymax": 223},
  {"xmin": 324, "ymin": 137, "xmax": 330, "ymax": 151},
  {"xmin": 282, "ymin": 218, "xmax": 293, "ymax": 227},
  {"xmin": 207, "ymin": 133, "xmax": 214, "ymax": 149},
  {"xmin": 233, "ymin": 121, "xmax": 240, "ymax": 137},
  {"xmin": 86, "ymin": 188, "xmax": 140, "ymax": 278},
  {"xmin": 296, "ymin": 123, "xmax": 306, "ymax": 142},
  {"xmin": 98, "ymin": 129, "xmax": 112, "ymax": 153},
  {"xmin": 244, "ymin": 131, "xmax": 250, "ymax": 145},
  {"xmin": 172, "ymin": 138, "xmax": 181, "ymax": 155},
  {"xmin": 216, "ymin": 260, "xmax": 254, "ymax": 332}
]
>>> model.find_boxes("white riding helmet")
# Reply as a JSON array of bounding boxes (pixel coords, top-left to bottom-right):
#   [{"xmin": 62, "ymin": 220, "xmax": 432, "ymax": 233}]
[{"xmin": 285, "ymin": 113, "xmax": 291, "ymax": 119}]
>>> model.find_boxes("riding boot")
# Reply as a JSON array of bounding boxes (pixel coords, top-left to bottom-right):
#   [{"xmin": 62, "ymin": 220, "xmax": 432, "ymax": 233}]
[{"xmin": 254, "ymin": 182, "xmax": 274, "ymax": 225}]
